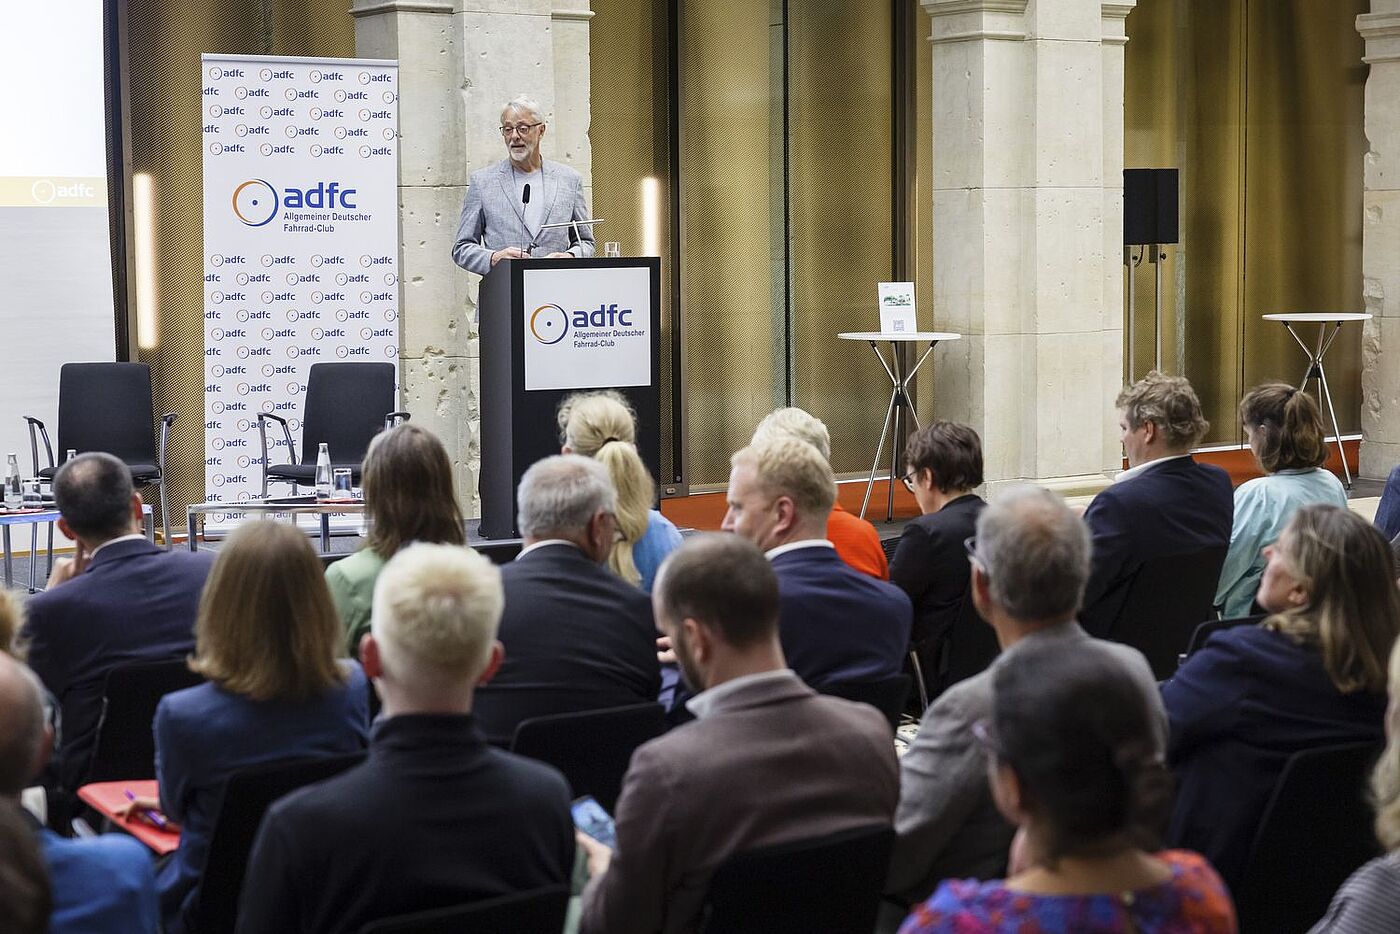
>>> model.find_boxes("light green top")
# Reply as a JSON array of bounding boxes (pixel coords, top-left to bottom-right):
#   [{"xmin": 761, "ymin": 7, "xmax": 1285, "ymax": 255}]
[
  {"xmin": 1214, "ymin": 468, "xmax": 1348, "ymax": 618},
  {"xmin": 325, "ymin": 547, "xmax": 388, "ymax": 659}
]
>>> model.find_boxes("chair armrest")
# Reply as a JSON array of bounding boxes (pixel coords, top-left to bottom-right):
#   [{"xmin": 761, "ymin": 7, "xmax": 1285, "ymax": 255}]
[
  {"xmin": 257, "ymin": 412, "xmax": 297, "ymax": 465},
  {"xmin": 158, "ymin": 413, "xmax": 177, "ymax": 475},
  {"xmin": 22, "ymin": 417, "xmax": 53, "ymax": 477},
  {"xmin": 384, "ymin": 411, "xmax": 411, "ymax": 428}
]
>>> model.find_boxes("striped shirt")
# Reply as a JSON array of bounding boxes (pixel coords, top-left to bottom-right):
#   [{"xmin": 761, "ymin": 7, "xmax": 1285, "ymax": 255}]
[{"xmin": 1309, "ymin": 851, "xmax": 1400, "ymax": 933}]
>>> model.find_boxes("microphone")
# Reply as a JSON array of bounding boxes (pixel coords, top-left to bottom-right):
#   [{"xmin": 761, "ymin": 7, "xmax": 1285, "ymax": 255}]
[{"xmin": 522, "ymin": 183, "xmax": 531, "ymax": 205}]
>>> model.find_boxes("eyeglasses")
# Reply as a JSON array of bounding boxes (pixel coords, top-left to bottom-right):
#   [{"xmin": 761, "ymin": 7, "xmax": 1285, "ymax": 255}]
[
  {"xmin": 500, "ymin": 122, "xmax": 543, "ymax": 137},
  {"xmin": 900, "ymin": 470, "xmax": 918, "ymax": 495},
  {"xmin": 963, "ymin": 536, "xmax": 982, "ymax": 568}
]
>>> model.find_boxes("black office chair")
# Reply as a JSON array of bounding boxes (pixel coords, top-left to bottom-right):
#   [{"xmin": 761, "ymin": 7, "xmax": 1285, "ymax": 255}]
[
  {"xmin": 510, "ymin": 703, "xmax": 667, "ymax": 813},
  {"xmin": 1235, "ymin": 741, "xmax": 1382, "ymax": 934},
  {"xmin": 258, "ymin": 362, "xmax": 408, "ymax": 496},
  {"xmin": 819, "ymin": 675, "xmax": 911, "ymax": 733},
  {"xmin": 24, "ymin": 362, "xmax": 177, "ymax": 548},
  {"xmin": 191, "ymin": 753, "xmax": 366, "ymax": 934},
  {"xmin": 907, "ymin": 594, "xmax": 999, "ymax": 713},
  {"xmin": 84, "ymin": 658, "xmax": 204, "ymax": 785},
  {"xmin": 1102, "ymin": 545, "xmax": 1229, "ymax": 680},
  {"xmin": 699, "ymin": 824, "xmax": 895, "ymax": 934},
  {"xmin": 356, "ymin": 885, "xmax": 571, "ymax": 934},
  {"xmin": 1180, "ymin": 614, "xmax": 1264, "ymax": 663}
]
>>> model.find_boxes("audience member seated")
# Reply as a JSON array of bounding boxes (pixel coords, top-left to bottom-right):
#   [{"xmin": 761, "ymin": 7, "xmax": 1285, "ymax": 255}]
[
  {"xmin": 888, "ymin": 485, "xmax": 1165, "ymax": 909},
  {"xmin": 898, "ymin": 640, "xmax": 1236, "ymax": 934},
  {"xmin": 22, "ymin": 452, "xmax": 215, "ymax": 795},
  {"xmin": 1215, "ymin": 384, "xmax": 1347, "ymax": 617},
  {"xmin": 752, "ymin": 406, "xmax": 888, "ymax": 579},
  {"xmin": 326, "ymin": 423, "xmax": 466, "ymax": 657},
  {"xmin": 576, "ymin": 534, "xmax": 898, "ymax": 934},
  {"xmin": 1080, "ymin": 372, "xmax": 1233, "ymax": 638},
  {"xmin": 1309, "ymin": 637, "xmax": 1400, "ymax": 933},
  {"xmin": 722, "ymin": 437, "xmax": 911, "ymax": 687},
  {"xmin": 236, "ymin": 543, "xmax": 574, "ymax": 934},
  {"xmin": 122, "ymin": 521, "xmax": 369, "ymax": 934},
  {"xmin": 1163, "ymin": 504, "xmax": 1399, "ymax": 893},
  {"xmin": 888, "ymin": 422, "xmax": 987, "ymax": 688},
  {"xmin": 472, "ymin": 455, "xmax": 660, "ymax": 746},
  {"xmin": 1374, "ymin": 464, "xmax": 1400, "ymax": 543},
  {"xmin": 0, "ymin": 798, "xmax": 50, "ymax": 934},
  {"xmin": 0, "ymin": 652, "xmax": 158, "ymax": 934},
  {"xmin": 559, "ymin": 390, "xmax": 682, "ymax": 592}
]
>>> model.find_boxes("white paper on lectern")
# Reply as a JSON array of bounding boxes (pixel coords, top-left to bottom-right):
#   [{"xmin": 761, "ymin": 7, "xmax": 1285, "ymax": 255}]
[
  {"xmin": 521, "ymin": 266, "xmax": 652, "ymax": 391},
  {"xmin": 878, "ymin": 281, "xmax": 917, "ymax": 334}
]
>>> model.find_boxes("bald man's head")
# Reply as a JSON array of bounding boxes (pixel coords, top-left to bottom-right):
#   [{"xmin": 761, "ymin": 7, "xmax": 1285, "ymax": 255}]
[{"xmin": 0, "ymin": 654, "xmax": 47, "ymax": 797}]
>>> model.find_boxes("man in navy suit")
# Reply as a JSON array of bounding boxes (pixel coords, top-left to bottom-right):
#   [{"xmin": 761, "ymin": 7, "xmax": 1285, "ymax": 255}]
[
  {"xmin": 722, "ymin": 436, "xmax": 912, "ymax": 687},
  {"xmin": 236, "ymin": 543, "xmax": 574, "ymax": 934},
  {"xmin": 472, "ymin": 455, "xmax": 660, "ymax": 746},
  {"xmin": 1079, "ymin": 372, "xmax": 1234, "ymax": 639},
  {"xmin": 21, "ymin": 453, "xmax": 215, "ymax": 794}
]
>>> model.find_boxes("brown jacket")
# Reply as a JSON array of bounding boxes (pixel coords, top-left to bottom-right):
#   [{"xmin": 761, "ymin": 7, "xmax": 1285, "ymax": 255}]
[{"xmin": 579, "ymin": 671, "xmax": 898, "ymax": 934}]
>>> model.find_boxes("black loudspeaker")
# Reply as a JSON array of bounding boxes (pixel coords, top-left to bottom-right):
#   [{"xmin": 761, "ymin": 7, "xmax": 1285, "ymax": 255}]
[{"xmin": 1124, "ymin": 168, "xmax": 1179, "ymax": 245}]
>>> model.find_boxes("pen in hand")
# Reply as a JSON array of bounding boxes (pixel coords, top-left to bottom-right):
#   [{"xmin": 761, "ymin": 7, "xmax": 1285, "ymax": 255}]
[{"xmin": 123, "ymin": 789, "xmax": 169, "ymax": 829}]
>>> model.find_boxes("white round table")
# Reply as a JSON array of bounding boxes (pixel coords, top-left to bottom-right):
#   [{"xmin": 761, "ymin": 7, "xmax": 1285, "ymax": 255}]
[
  {"xmin": 1260, "ymin": 313, "xmax": 1372, "ymax": 488},
  {"xmin": 837, "ymin": 331, "xmax": 962, "ymax": 520}
]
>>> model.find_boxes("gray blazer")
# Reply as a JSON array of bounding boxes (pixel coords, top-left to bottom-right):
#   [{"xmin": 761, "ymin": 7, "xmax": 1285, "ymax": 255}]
[
  {"xmin": 579, "ymin": 672, "xmax": 899, "ymax": 934},
  {"xmin": 886, "ymin": 621, "xmax": 1167, "ymax": 906},
  {"xmin": 451, "ymin": 158, "xmax": 595, "ymax": 275}
]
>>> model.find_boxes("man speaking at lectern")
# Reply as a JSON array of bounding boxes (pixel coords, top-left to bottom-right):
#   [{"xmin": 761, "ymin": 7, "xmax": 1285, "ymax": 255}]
[{"xmin": 451, "ymin": 96, "xmax": 595, "ymax": 275}]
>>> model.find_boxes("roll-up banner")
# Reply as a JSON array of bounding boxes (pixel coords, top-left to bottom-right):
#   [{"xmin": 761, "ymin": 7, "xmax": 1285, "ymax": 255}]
[{"xmin": 201, "ymin": 54, "xmax": 399, "ymax": 529}]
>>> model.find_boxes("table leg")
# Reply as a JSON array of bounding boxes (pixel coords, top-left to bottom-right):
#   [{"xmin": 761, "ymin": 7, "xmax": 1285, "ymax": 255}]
[
  {"xmin": 860, "ymin": 385, "xmax": 900, "ymax": 520},
  {"xmin": 2, "ymin": 526, "xmax": 11, "ymax": 589},
  {"xmin": 46, "ymin": 523, "xmax": 53, "ymax": 582},
  {"xmin": 1316, "ymin": 359, "xmax": 1353, "ymax": 489},
  {"xmin": 887, "ymin": 344, "xmax": 910, "ymax": 522},
  {"xmin": 187, "ymin": 510, "xmax": 199, "ymax": 553},
  {"xmin": 321, "ymin": 513, "xmax": 331, "ymax": 554},
  {"xmin": 28, "ymin": 524, "xmax": 37, "ymax": 593}
]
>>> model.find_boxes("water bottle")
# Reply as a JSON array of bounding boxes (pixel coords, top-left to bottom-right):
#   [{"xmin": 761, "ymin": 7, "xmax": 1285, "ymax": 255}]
[
  {"xmin": 4, "ymin": 454, "xmax": 20, "ymax": 509},
  {"xmin": 314, "ymin": 443, "xmax": 332, "ymax": 498}
]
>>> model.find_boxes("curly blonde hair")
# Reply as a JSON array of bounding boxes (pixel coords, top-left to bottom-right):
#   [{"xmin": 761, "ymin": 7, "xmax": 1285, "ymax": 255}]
[
  {"xmin": 1372, "ymin": 638, "xmax": 1400, "ymax": 850},
  {"xmin": 1116, "ymin": 371, "xmax": 1210, "ymax": 450}
]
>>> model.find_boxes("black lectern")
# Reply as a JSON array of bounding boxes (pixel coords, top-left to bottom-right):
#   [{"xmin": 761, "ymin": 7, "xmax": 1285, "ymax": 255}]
[{"xmin": 478, "ymin": 257, "xmax": 662, "ymax": 539}]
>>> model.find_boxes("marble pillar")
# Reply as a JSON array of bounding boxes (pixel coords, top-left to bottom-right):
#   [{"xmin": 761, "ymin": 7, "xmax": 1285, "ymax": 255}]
[
  {"xmin": 1358, "ymin": 1, "xmax": 1400, "ymax": 478},
  {"xmin": 353, "ymin": 0, "xmax": 593, "ymax": 514},
  {"xmin": 924, "ymin": 0, "xmax": 1135, "ymax": 492}
]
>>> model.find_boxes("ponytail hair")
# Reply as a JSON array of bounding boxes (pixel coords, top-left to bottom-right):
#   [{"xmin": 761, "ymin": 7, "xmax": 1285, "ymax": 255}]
[
  {"xmin": 557, "ymin": 391, "xmax": 653, "ymax": 585},
  {"xmin": 1240, "ymin": 382, "xmax": 1329, "ymax": 473},
  {"xmin": 989, "ymin": 640, "xmax": 1171, "ymax": 865}
]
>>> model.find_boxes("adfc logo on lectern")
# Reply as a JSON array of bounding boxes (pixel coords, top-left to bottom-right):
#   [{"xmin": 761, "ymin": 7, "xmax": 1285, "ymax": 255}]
[
  {"xmin": 232, "ymin": 179, "xmax": 279, "ymax": 227},
  {"xmin": 529, "ymin": 304, "xmax": 570, "ymax": 345}
]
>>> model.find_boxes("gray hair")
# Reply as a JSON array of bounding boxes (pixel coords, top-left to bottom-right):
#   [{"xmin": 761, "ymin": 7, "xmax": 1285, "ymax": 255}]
[
  {"xmin": 751, "ymin": 407, "xmax": 831, "ymax": 462},
  {"xmin": 517, "ymin": 454, "xmax": 617, "ymax": 539},
  {"xmin": 975, "ymin": 485, "xmax": 1090, "ymax": 622},
  {"xmin": 501, "ymin": 95, "xmax": 544, "ymax": 122}
]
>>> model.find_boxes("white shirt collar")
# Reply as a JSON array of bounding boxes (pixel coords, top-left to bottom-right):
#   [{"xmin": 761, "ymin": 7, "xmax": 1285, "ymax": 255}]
[
  {"xmin": 517, "ymin": 539, "xmax": 580, "ymax": 558},
  {"xmin": 684, "ymin": 669, "xmax": 800, "ymax": 720},
  {"xmin": 1114, "ymin": 453, "xmax": 1192, "ymax": 484},
  {"xmin": 89, "ymin": 533, "xmax": 147, "ymax": 559},
  {"xmin": 763, "ymin": 539, "xmax": 835, "ymax": 561}
]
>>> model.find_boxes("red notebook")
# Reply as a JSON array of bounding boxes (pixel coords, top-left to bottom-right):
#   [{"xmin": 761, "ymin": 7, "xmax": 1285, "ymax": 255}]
[{"xmin": 77, "ymin": 780, "xmax": 181, "ymax": 855}]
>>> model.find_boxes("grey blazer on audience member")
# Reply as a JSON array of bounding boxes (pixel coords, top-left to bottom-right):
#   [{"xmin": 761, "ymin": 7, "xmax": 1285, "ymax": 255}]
[
  {"xmin": 886, "ymin": 621, "xmax": 1167, "ymax": 907},
  {"xmin": 450, "ymin": 158, "xmax": 596, "ymax": 275}
]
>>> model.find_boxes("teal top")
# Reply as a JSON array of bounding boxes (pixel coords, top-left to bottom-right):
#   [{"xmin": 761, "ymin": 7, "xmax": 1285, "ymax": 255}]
[
  {"xmin": 325, "ymin": 547, "xmax": 388, "ymax": 658},
  {"xmin": 632, "ymin": 509, "xmax": 683, "ymax": 593},
  {"xmin": 1214, "ymin": 467, "xmax": 1348, "ymax": 617}
]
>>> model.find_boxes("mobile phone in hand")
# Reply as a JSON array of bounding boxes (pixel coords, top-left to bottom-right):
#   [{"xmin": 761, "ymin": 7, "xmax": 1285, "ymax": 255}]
[{"xmin": 571, "ymin": 795, "xmax": 617, "ymax": 849}]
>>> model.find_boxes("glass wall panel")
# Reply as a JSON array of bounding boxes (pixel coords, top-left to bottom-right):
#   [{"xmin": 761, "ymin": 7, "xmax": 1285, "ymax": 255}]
[{"xmin": 788, "ymin": 2, "xmax": 894, "ymax": 476}]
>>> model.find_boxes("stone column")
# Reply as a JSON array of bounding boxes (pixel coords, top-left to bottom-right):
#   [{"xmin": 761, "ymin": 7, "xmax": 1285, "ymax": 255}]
[
  {"xmin": 1358, "ymin": 2, "xmax": 1400, "ymax": 478},
  {"xmin": 354, "ymin": 0, "xmax": 592, "ymax": 515},
  {"xmin": 925, "ymin": 0, "xmax": 1135, "ymax": 492}
]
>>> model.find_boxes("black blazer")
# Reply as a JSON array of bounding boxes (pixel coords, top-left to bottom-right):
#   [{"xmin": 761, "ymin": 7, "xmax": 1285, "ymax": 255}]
[
  {"xmin": 474, "ymin": 543, "xmax": 661, "ymax": 745},
  {"xmin": 22, "ymin": 538, "xmax": 216, "ymax": 791},
  {"xmin": 888, "ymin": 495, "xmax": 986, "ymax": 648},
  {"xmin": 235, "ymin": 714, "xmax": 575, "ymax": 934},
  {"xmin": 1079, "ymin": 457, "xmax": 1233, "ymax": 639}
]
